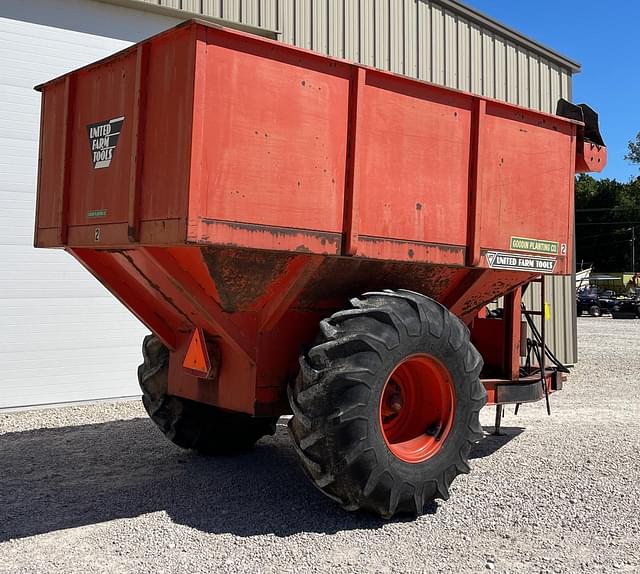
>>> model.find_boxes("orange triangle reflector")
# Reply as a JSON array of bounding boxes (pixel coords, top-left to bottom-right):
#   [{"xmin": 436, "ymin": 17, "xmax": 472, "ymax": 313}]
[{"xmin": 183, "ymin": 328, "xmax": 211, "ymax": 376}]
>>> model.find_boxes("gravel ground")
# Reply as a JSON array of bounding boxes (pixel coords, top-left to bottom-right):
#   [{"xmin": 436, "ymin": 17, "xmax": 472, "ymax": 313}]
[{"xmin": 1, "ymin": 317, "xmax": 638, "ymax": 574}]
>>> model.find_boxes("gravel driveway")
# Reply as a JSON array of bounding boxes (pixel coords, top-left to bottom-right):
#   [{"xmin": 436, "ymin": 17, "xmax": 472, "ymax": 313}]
[{"xmin": 1, "ymin": 317, "xmax": 638, "ymax": 573}]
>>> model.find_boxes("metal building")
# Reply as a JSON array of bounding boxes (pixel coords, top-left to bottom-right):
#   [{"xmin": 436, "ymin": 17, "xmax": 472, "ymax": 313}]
[{"xmin": 0, "ymin": 0, "xmax": 578, "ymax": 409}]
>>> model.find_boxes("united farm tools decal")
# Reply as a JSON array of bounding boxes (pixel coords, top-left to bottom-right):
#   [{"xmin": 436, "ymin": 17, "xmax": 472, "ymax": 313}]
[
  {"xmin": 86, "ymin": 116, "xmax": 124, "ymax": 169},
  {"xmin": 485, "ymin": 251, "xmax": 556, "ymax": 273}
]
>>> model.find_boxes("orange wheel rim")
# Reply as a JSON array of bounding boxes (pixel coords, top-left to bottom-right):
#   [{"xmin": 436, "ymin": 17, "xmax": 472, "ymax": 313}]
[{"xmin": 379, "ymin": 354, "xmax": 455, "ymax": 463}]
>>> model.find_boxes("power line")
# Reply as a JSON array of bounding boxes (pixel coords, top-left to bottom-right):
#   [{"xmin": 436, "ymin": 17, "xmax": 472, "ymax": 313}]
[
  {"xmin": 575, "ymin": 207, "xmax": 634, "ymax": 213},
  {"xmin": 578, "ymin": 231, "xmax": 633, "ymax": 242},
  {"xmin": 576, "ymin": 221, "xmax": 640, "ymax": 226},
  {"xmin": 577, "ymin": 238, "xmax": 634, "ymax": 248}
]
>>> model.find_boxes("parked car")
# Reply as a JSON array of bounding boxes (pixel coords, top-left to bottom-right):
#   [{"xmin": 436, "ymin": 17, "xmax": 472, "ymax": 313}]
[
  {"xmin": 611, "ymin": 287, "xmax": 640, "ymax": 319},
  {"xmin": 576, "ymin": 287, "xmax": 619, "ymax": 317}
]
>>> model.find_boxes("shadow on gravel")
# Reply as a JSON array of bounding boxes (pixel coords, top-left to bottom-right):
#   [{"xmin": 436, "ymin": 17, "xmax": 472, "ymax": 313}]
[
  {"xmin": 470, "ymin": 427, "xmax": 524, "ymax": 460},
  {"xmin": 0, "ymin": 419, "xmax": 443, "ymax": 541}
]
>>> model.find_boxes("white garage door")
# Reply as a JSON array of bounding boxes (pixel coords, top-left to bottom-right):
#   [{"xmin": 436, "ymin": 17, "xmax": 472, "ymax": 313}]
[{"xmin": 0, "ymin": 0, "xmax": 179, "ymax": 408}]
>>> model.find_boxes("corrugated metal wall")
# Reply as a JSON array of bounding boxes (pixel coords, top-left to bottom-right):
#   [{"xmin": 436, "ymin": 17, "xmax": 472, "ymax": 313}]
[
  {"xmin": 523, "ymin": 277, "xmax": 577, "ymax": 366},
  {"xmin": 126, "ymin": 0, "xmax": 579, "ymax": 363},
  {"xmin": 136, "ymin": 0, "xmax": 574, "ymax": 113}
]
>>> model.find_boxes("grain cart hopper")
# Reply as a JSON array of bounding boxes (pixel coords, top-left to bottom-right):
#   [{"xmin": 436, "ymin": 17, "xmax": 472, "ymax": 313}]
[{"xmin": 34, "ymin": 21, "xmax": 606, "ymax": 518}]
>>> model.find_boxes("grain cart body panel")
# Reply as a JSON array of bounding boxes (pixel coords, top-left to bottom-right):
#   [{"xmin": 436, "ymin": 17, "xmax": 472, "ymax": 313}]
[{"xmin": 34, "ymin": 21, "xmax": 604, "ymax": 416}]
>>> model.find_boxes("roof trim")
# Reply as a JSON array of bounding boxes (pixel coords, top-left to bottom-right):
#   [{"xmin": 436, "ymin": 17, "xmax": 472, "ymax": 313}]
[
  {"xmin": 438, "ymin": 0, "xmax": 581, "ymax": 72},
  {"xmin": 95, "ymin": 0, "xmax": 278, "ymax": 39}
]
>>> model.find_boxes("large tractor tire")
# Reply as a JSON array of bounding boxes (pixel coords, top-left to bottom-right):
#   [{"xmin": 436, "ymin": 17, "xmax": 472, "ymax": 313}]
[
  {"xmin": 288, "ymin": 290, "xmax": 486, "ymax": 518},
  {"xmin": 138, "ymin": 334, "xmax": 277, "ymax": 454}
]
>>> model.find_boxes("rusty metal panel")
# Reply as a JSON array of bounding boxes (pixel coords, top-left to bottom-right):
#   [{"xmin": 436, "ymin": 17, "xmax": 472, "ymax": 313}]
[{"xmin": 354, "ymin": 73, "xmax": 474, "ymax": 254}]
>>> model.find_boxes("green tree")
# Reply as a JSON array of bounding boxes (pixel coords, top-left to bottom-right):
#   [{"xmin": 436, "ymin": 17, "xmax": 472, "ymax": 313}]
[
  {"xmin": 626, "ymin": 132, "xmax": 640, "ymax": 166},
  {"xmin": 575, "ymin": 175, "xmax": 640, "ymax": 271},
  {"xmin": 574, "ymin": 173, "xmax": 599, "ymax": 203}
]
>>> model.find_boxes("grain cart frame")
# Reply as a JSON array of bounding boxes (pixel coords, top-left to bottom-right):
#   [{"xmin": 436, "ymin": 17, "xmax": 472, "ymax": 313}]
[{"xmin": 34, "ymin": 21, "xmax": 605, "ymax": 518}]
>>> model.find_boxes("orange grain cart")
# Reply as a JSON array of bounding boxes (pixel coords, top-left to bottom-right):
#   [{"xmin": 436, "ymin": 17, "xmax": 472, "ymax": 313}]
[{"xmin": 34, "ymin": 20, "xmax": 606, "ymax": 518}]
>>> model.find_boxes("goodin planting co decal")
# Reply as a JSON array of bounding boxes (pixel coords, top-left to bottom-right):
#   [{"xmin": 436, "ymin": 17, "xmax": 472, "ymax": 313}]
[
  {"xmin": 87, "ymin": 116, "xmax": 124, "ymax": 169},
  {"xmin": 510, "ymin": 236, "xmax": 559, "ymax": 255},
  {"xmin": 485, "ymin": 251, "xmax": 556, "ymax": 273}
]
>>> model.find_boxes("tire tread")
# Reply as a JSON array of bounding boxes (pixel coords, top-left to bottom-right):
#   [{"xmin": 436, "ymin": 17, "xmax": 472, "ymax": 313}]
[
  {"xmin": 138, "ymin": 334, "xmax": 277, "ymax": 454},
  {"xmin": 288, "ymin": 291, "xmax": 487, "ymax": 518}
]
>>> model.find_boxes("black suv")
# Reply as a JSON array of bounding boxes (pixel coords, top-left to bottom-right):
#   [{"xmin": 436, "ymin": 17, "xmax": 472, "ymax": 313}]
[
  {"xmin": 576, "ymin": 287, "xmax": 619, "ymax": 317},
  {"xmin": 611, "ymin": 287, "xmax": 640, "ymax": 319}
]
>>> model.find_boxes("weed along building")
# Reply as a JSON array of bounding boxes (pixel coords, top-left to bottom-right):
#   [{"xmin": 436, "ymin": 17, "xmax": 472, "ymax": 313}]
[{"xmin": 1, "ymin": 0, "xmax": 579, "ymax": 409}]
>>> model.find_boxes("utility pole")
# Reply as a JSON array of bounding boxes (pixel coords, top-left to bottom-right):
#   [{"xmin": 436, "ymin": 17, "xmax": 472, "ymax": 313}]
[{"xmin": 633, "ymin": 226, "xmax": 636, "ymax": 273}]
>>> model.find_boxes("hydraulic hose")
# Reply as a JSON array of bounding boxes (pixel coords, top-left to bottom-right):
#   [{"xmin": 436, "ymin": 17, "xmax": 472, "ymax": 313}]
[{"xmin": 521, "ymin": 302, "xmax": 570, "ymax": 374}]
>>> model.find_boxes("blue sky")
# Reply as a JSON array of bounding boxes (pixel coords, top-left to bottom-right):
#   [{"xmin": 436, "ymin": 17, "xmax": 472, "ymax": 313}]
[{"xmin": 469, "ymin": 0, "xmax": 639, "ymax": 182}]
